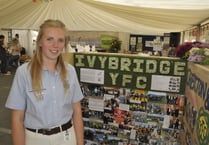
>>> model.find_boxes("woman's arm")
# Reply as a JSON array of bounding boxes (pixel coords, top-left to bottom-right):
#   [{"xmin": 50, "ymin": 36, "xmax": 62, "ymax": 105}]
[
  {"xmin": 11, "ymin": 110, "xmax": 25, "ymax": 145},
  {"xmin": 72, "ymin": 101, "xmax": 84, "ymax": 145}
]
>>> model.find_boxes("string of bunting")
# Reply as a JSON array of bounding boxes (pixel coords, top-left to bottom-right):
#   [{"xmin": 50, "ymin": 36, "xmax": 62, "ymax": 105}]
[{"xmin": 32, "ymin": 0, "xmax": 53, "ymax": 2}]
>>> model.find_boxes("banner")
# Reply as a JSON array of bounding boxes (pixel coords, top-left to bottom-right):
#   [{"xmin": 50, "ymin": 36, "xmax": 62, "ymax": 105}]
[
  {"xmin": 185, "ymin": 63, "xmax": 209, "ymax": 145},
  {"xmin": 74, "ymin": 53, "xmax": 187, "ymax": 94}
]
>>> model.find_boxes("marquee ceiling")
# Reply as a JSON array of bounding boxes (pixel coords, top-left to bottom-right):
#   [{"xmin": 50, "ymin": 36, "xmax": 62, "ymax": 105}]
[{"xmin": 0, "ymin": 0, "xmax": 209, "ymax": 35}]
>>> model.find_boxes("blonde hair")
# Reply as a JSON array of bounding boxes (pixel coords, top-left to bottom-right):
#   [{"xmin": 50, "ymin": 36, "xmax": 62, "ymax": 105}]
[{"xmin": 29, "ymin": 19, "xmax": 68, "ymax": 93}]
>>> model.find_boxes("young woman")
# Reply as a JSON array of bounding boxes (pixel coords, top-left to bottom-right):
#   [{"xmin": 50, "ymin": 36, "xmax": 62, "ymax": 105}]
[{"xmin": 6, "ymin": 19, "xmax": 84, "ymax": 145}]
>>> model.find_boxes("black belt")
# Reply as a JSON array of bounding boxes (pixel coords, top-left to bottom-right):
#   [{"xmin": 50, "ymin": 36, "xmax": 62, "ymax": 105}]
[{"xmin": 26, "ymin": 119, "xmax": 72, "ymax": 135}]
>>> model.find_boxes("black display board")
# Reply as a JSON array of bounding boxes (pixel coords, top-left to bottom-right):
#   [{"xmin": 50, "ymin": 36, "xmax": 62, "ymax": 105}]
[{"xmin": 129, "ymin": 34, "xmax": 163, "ymax": 52}]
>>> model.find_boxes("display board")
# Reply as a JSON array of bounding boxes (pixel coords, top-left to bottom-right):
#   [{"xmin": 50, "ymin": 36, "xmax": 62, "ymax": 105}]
[
  {"xmin": 74, "ymin": 53, "xmax": 187, "ymax": 94},
  {"xmin": 184, "ymin": 62, "xmax": 209, "ymax": 145},
  {"xmin": 129, "ymin": 34, "xmax": 163, "ymax": 52},
  {"xmin": 69, "ymin": 52, "xmax": 188, "ymax": 144}
]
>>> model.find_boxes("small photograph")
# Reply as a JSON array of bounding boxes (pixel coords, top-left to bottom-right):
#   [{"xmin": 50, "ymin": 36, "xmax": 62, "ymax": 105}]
[
  {"xmin": 104, "ymin": 87, "xmax": 120, "ymax": 96},
  {"xmin": 88, "ymin": 120, "xmax": 104, "ymax": 130},
  {"xmin": 117, "ymin": 128, "xmax": 131, "ymax": 139},
  {"xmin": 105, "ymin": 123, "xmax": 119, "ymax": 136},
  {"xmin": 113, "ymin": 107, "xmax": 127, "ymax": 124},
  {"xmin": 128, "ymin": 91, "xmax": 148, "ymax": 112},
  {"xmin": 147, "ymin": 113, "xmax": 164, "ymax": 127},
  {"xmin": 146, "ymin": 102, "xmax": 165, "ymax": 115},
  {"xmin": 168, "ymin": 116, "xmax": 182, "ymax": 130},
  {"xmin": 81, "ymin": 83, "xmax": 106, "ymax": 97},
  {"xmin": 103, "ymin": 111, "xmax": 113, "ymax": 123},
  {"xmin": 166, "ymin": 94, "xmax": 180, "ymax": 105},
  {"xmin": 165, "ymin": 104, "xmax": 181, "ymax": 117},
  {"xmin": 88, "ymin": 110, "xmax": 104, "ymax": 120},
  {"xmin": 80, "ymin": 83, "xmax": 95, "ymax": 96},
  {"xmin": 106, "ymin": 135, "xmax": 128, "ymax": 144},
  {"xmin": 146, "ymin": 91, "xmax": 166, "ymax": 103},
  {"xmin": 104, "ymin": 93, "xmax": 119, "ymax": 109},
  {"xmin": 133, "ymin": 111, "xmax": 147, "ymax": 123}
]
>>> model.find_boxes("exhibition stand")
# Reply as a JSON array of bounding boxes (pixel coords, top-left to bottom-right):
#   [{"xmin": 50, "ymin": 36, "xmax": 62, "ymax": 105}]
[
  {"xmin": 63, "ymin": 52, "xmax": 209, "ymax": 145},
  {"xmin": 64, "ymin": 52, "xmax": 188, "ymax": 144}
]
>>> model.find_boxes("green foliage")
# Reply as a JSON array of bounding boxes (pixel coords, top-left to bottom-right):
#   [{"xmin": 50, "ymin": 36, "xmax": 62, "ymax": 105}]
[
  {"xmin": 109, "ymin": 39, "xmax": 122, "ymax": 53},
  {"xmin": 200, "ymin": 57, "xmax": 209, "ymax": 65}
]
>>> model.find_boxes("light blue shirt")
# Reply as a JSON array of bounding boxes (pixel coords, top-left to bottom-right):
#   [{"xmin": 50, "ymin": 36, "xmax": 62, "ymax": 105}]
[{"xmin": 5, "ymin": 62, "xmax": 84, "ymax": 129}]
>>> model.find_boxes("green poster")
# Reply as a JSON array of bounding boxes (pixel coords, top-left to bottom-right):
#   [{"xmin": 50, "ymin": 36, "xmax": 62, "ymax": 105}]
[
  {"xmin": 100, "ymin": 34, "xmax": 116, "ymax": 49},
  {"xmin": 74, "ymin": 53, "xmax": 187, "ymax": 94}
]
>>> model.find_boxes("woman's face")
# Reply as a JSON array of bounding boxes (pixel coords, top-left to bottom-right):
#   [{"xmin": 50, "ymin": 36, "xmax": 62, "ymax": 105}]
[{"xmin": 39, "ymin": 27, "xmax": 65, "ymax": 63}]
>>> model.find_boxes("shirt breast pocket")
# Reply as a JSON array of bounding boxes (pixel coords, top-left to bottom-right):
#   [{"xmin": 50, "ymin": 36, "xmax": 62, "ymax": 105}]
[{"xmin": 26, "ymin": 88, "xmax": 47, "ymax": 109}]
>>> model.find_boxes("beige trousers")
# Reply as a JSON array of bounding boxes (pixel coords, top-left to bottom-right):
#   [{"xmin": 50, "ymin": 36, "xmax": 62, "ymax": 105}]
[{"xmin": 25, "ymin": 126, "xmax": 76, "ymax": 145}]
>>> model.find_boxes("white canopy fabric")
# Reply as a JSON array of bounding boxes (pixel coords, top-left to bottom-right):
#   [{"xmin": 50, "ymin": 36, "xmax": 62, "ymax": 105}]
[{"xmin": 0, "ymin": 0, "xmax": 209, "ymax": 35}]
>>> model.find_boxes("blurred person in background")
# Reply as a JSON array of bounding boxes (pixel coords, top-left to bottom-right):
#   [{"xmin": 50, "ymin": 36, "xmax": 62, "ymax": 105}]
[
  {"xmin": 8, "ymin": 38, "xmax": 21, "ymax": 68},
  {"xmin": 0, "ymin": 34, "xmax": 11, "ymax": 75}
]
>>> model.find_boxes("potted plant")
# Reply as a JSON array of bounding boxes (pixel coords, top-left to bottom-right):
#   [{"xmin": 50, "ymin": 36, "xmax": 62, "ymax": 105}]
[{"xmin": 109, "ymin": 39, "xmax": 122, "ymax": 53}]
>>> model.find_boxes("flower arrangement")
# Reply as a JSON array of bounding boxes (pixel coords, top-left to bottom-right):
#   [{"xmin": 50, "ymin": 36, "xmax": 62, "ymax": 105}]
[
  {"xmin": 175, "ymin": 41, "xmax": 209, "ymax": 65},
  {"xmin": 186, "ymin": 47, "xmax": 209, "ymax": 65}
]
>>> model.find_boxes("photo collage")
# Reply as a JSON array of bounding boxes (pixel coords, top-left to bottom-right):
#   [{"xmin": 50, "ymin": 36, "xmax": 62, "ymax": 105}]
[{"xmin": 80, "ymin": 83, "xmax": 185, "ymax": 145}]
